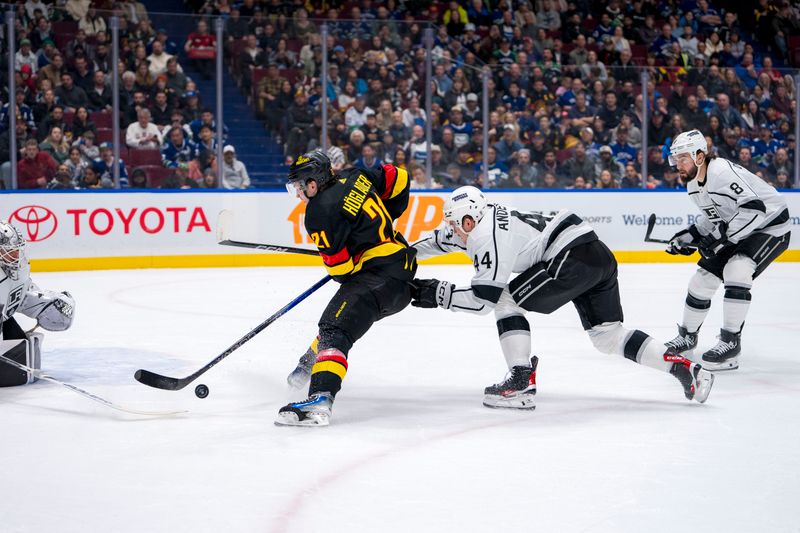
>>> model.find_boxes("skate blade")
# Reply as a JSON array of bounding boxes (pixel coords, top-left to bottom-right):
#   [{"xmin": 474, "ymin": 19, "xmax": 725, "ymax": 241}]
[
  {"xmin": 483, "ymin": 394, "xmax": 536, "ymax": 410},
  {"xmin": 274, "ymin": 411, "xmax": 330, "ymax": 427},
  {"xmin": 700, "ymin": 358, "xmax": 739, "ymax": 372}
]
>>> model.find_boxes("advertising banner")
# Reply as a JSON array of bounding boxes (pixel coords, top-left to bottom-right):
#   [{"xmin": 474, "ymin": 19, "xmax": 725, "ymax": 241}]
[{"xmin": 1, "ymin": 190, "xmax": 798, "ymax": 271}]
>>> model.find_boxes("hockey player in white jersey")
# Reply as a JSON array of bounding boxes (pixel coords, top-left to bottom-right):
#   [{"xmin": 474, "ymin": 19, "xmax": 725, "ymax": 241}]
[
  {"xmin": 663, "ymin": 130, "xmax": 790, "ymax": 371},
  {"xmin": 410, "ymin": 186, "xmax": 714, "ymax": 408},
  {"xmin": 0, "ymin": 221, "xmax": 75, "ymax": 387}
]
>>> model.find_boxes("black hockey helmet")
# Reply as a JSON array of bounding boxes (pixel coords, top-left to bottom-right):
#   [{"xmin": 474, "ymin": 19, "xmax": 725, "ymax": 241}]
[{"xmin": 287, "ymin": 150, "xmax": 335, "ymax": 193}]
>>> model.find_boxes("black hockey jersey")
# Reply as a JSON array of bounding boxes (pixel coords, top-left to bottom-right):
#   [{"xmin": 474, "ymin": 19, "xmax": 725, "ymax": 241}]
[{"xmin": 304, "ymin": 164, "xmax": 415, "ymax": 280}]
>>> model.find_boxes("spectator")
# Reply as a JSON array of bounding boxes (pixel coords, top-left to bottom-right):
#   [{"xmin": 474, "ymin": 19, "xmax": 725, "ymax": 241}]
[
  {"xmin": 64, "ymin": 146, "xmax": 87, "ymax": 184},
  {"xmin": 37, "ymin": 52, "xmax": 64, "ymax": 88},
  {"xmin": 94, "ymin": 143, "xmax": 128, "ymax": 187},
  {"xmin": 15, "ymin": 39, "xmax": 38, "ymax": 72},
  {"xmin": 539, "ymin": 172, "xmax": 559, "ymax": 189},
  {"xmin": 128, "ymin": 168, "xmax": 149, "ymax": 189},
  {"xmin": 774, "ymin": 170, "xmax": 792, "ymax": 190},
  {"xmin": 185, "ymin": 19, "xmax": 216, "ymax": 80},
  {"xmin": 0, "ymin": 119, "xmax": 33, "ymax": 189},
  {"xmin": 611, "ymin": 127, "xmax": 637, "ymax": 166},
  {"xmin": 401, "ymin": 97, "xmax": 426, "ymax": 129},
  {"xmin": 562, "ymin": 143, "xmax": 596, "ymax": 183},
  {"xmin": 766, "ymin": 148, "xmax": 791, "ymax": 182},
  {"xmin": 17, "ymin": 139, "xmax": 57, "ymax": 189},
  {"xmin": 494, "ymin": 125, "xmax": 523, "ymax": 166},
  {"xmin": 220, "ymin": 145, "xmax": 250, "ymax": 189},
  {"xmin": 508, "ymin": 149, "xmax": 538, "ymax": 187},
  {"xmin": 344, "ymin": 95, "xmax": 374, "ymax": 130},
  {"xmin": 621, "ymin": 163, "xmax": 642, "ymax": 188},
  {"xmin": 596, "ymin": 169, "xmax": 619, "ymax": 189},
  {"xmin": 354, "ymin": 144, "xmax": 382, "ymax": 171},
  {"xmin": 595, "ymin": 145, "xmax": 624, "ymax": 180},
  {"xmin": 148, "ymin": 41, "xmax": 178, "ymax": 77},
  {"xmin": 737, "ymin": 146, "xmax": 760, "ymax": 175},
  {"xmin": 79, "ymin": 7, "xmax": 106, "ymax": 36},
  {"xmin": 710, "ymin": 93, "xmax": 745, "ymax": 130},
  {"xmin": 161, "ymin": 127, "xmax": 197, "ymax": 168},
  {"xmin": 127, "ymin": 109, "xmax": 162, "ymax": 151},
  {"xmin": 39, "ymin": 126, "xmax": 70, "ymax": 164},
  {"xmin": 55, "ymin": 72, "xmax": 89, "ymax": 112}
]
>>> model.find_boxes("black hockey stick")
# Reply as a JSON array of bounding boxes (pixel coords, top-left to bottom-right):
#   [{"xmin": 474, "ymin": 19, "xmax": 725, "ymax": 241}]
[
  {"xmin": 644, "ymin": 213, "xmax": 671, "ymax": 244},
  {"xmin": 216, "ymin": 209, "xmax": 318, "ymax": 255},
  {"xmin": 134, "ymin": 275, "xmax": 332, "ymax": 391},
  {"xmin": 218, "ymin": 238, "xmax": 319, "ymax": 256}
]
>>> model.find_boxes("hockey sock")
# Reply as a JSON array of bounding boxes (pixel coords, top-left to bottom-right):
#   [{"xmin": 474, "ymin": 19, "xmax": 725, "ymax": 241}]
[
  {"xmin": 308, "ymin": 348, "xmax": 348, "ymax": 397},
  {"xmin": 722, "ymin": 285, "xmax": 751, "ymax": 333},
  {"xmin": 623, "ymin": 330, "xmax": 673, "ymax": 372},
  {"xmin": 496, "ymin": 315, "xmax": 532, "ymax": 368},
  {"xmin": 681, "ymin": 269, "xmax": 721, "ymax": 333}
]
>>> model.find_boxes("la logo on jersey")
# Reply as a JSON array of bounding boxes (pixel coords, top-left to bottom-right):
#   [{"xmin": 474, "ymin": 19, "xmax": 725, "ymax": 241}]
[
  {"xmin": 2, "ymin": 285, "xmax": 24, "ymax": 321},
  {"xmin": 702, "ymin": 205, "xmax": 722, "ymax": 222}
]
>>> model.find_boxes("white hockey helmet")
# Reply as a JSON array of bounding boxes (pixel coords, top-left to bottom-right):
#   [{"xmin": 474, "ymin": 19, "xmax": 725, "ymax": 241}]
[
  {"xmin": 0, "ymin": 221, "xmax": 26, "ymax": 278},
  {"xmin": 327, "ymin": 145, "xmax": 346, "ymax": 171},
  {"xmin": 669, "ymin": 129, "xmax": 708, "ymax": 166},
  {"xmin": 443, "ymin": 186, "xmax": 488, "ymax": 229}
]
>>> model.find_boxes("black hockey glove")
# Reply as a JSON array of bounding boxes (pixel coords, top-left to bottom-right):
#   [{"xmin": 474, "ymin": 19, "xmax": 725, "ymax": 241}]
[
  {"xmin": 698, "ymin": 227, "xmax": 730, "ymax": 260},
  {"xmin": 410, "ymin": 278, "xmax": 454, "ymax": 309},
  {"xmin": 666, "ymin": 226, "xmax": 700, "ymax": 256}
]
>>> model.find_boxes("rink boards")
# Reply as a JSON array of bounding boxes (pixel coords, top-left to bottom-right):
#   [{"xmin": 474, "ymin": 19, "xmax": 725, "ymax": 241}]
[{"xmin": 0, "ymin": 189, "xmax": 798, "ymax": 271}]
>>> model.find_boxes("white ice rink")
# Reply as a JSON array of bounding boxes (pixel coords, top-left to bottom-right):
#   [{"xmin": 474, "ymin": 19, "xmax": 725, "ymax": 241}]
[{"xmin": 2, "ymin": 263, "xmax": 799, "ymax": 533}]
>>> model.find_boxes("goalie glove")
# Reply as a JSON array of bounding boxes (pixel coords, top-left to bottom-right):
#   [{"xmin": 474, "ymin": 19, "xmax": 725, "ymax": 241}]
[
  {"xmin": 410, "ymin": 278, "xmax": 453, "ymax": 309},
  {"xmin": 37, "ymin": 291, "xmax": 75, "ymax": 331},
  {"xmin": 666, "ymin": 226, "xmax": 700, "ymax": 256}
]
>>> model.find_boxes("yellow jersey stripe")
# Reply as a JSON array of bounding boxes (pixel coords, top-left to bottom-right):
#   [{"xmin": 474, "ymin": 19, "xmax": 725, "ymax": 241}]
[{"xmin": 390, "ymin": 167, "xmax": 409, "ymax": 199}]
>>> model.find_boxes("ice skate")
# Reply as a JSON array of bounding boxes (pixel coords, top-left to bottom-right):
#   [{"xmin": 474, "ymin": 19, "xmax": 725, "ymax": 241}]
[
  {"xmin": 483, "ymin": 356, "xmax": 538, "ymax": 410},
  {"xmin": 701, "ymin": 329, "xmax": 741, "ymax": 371},
  {"xmin": 666, "ymin": 352, "xmax": 714, "ymax": 403},
  {"xmin": 275, "ymin": 392, "xmax": 333, "ymax": 426},
  {"xmin": 286, "ymin": 347, "xmax": 317, "ymax": 388},
  {"xmin": 664, "ymin": 325, "xmax": 698, "ymax": 356}
]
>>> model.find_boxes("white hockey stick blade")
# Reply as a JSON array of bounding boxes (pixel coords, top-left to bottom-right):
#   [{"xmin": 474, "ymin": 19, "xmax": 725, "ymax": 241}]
[
  {"xmin": 217, "ymin": 209, "xmax": 234, "ymax": 242},
  {"xmin": 0, "ymin": 354, "xmax": 187, "ymax": 417}
]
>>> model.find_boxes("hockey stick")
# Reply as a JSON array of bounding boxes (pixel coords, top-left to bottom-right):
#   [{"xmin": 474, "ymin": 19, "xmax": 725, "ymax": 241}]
[
  {"xmin": 644, "ymin": 213, "xmax": 671, "ymax": 244},
  {"xmin": 217, "ymin": 209, "xmax": 318, "ymax": 256},
  {"xmin": 134, "ymin": 275, "xmax": 332, "ymax": 391},
  {"xmin": 0, "ymin": 354, "xmax": 187, "ymax": 416}
]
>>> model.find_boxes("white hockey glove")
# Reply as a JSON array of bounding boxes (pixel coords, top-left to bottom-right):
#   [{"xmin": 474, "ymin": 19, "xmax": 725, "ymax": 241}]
[
  {"xmin": 36, "ymin": 291, "xmax": 75, "ymax": 331},
  {"xmin": 410, "ymin": 279, "xmax": 453, "ymax": 309},
  {"xmin": 666, "ymin": 226, "xmax": 700, "ymax": 256}
]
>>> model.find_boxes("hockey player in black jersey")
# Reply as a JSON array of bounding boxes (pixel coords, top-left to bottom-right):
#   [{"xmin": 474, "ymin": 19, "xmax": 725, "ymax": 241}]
[
  {"xmin": 664, "ymin": 130, "xmax": 791, "ymax": 371},
  {"xmin": 276, "ymin": 150, "xmax": 417, "ymax": 426},
  {"xmin": 411, "ymin": 186, "xmax": 714, "ymax": 409}
]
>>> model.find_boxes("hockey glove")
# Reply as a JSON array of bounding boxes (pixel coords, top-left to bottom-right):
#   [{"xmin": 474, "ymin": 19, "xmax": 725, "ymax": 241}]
[
  {"xmin": 698, "ymin": 227, "xmax": 730, "ymax": 260},
  {"xmin": 410, "ymin": 278, "xmax": 454, "ymax": 309},
  {"xmin": 666, "ymin": 227, "xmax": 699, "ymax": 256}
]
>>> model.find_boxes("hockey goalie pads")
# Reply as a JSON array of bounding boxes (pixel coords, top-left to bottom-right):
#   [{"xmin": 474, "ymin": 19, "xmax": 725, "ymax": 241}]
[{"xmin": 0, "ymin": 332, "xmax": 42, "ymax": 387}]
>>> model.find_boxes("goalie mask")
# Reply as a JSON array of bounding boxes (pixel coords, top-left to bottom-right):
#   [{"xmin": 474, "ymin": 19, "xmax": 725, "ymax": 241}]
[
  {"xmin": 0, "ymin": 221, "xmax": 26, "ymax": 280},
  {"xmin": 444, "ymin": 186, "xmax": 488, "ymax": 230}
]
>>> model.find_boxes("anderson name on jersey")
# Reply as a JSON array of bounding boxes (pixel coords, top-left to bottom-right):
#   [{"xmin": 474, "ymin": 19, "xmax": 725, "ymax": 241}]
[
  {"xmin": 688, "ymin": 157, "xmax": 790, "ymax": 242},
  {"xmin": 414, "ymin": 205, "xmax": 596, "ymax": 313}
]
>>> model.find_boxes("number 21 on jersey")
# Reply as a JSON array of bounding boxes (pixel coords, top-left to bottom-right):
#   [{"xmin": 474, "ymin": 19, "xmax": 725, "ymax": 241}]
[{"xmin": 310, "ymin": 230, "xmax": 331, "ymax": 248}]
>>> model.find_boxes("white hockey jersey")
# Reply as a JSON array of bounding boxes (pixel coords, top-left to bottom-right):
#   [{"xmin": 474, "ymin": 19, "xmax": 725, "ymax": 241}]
[
  {"xmin": 1, "ymin": 260, "xmax": 74, "ymax": 339},
  {"xmin": 414, "ymin": 204, "xmax": 596, "ymax": 313},
  {"xmin": 688, "ymin": 157, "xmax": 790, "ymax": 243}
]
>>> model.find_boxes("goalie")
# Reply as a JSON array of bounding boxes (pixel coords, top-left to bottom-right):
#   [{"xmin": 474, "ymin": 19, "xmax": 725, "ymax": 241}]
[{"xmin": 0, "ymin": 221, "xmax": 75, "ymax": 387}]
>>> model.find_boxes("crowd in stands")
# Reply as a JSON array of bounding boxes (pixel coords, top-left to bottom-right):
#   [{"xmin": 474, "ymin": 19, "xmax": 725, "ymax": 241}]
[
  {"xmin": 1, "ymin": 0, "xmax": 250, "ymax": 189},
  {"xmin": 1, "ymin": 0, "xmax": 799, "ymax": 190},
  {"xmin": 216, "ymin": 0, "xmax": 798, "ymax": 189}
]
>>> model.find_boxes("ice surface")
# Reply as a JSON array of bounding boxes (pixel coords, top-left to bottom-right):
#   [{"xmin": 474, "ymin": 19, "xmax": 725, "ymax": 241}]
[{"xmin": 1, "ymin": 263, "xmax": 799, "ymax": 533}]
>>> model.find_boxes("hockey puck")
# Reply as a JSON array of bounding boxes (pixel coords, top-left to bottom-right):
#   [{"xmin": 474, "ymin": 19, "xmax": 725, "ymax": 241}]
[{"xmin": 195, "ymin": 384, "xmax": 209, "ymax": 399}]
